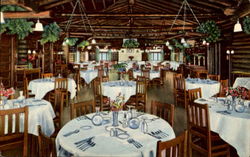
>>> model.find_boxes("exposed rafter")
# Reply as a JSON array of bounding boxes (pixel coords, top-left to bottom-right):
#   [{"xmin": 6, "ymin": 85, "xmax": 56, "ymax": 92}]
[{"xmin": 3, "ymin": 11, "xmax": 51, "ymax": 18}]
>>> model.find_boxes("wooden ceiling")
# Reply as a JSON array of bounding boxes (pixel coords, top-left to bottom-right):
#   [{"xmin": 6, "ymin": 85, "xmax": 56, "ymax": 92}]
[{"xmin": 2, "ymin": 0, "xmax": 250, "ymax": 44}]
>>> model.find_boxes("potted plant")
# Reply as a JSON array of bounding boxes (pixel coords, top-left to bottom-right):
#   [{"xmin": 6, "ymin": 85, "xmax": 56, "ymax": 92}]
[
  {"xmin": 63, "ymin": 37, "xmax": 79, "ymax": 46},
  {"xmin": 77, "ymin": 40, "xmax": 90, "ymax": 49}
]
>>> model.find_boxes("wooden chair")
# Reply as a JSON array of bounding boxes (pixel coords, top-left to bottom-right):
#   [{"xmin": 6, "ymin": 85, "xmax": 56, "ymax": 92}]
[
  {"xmin": 0, "ymin": 107, "xmax": 29, "ymax": 157},
  {"xmin": 54, "ymin": 64, "xmax": 67, "ymax": 76},
  {"xmin": 126, "ymin": 80, "xmax": 147, "ymax": 112},
  {"xmin": 54, "ymin": 78, "xmax": 69, "ymax": 106},
  {"xmin": 188, "ymin": 88, "xmax": 202, "ymax": 104},
  {"xmin": 98, "ymin": 69, "xmax": 105, "ymax": 78},
  {"xmin": 93, "ymin": 78, "xmax": 110, "ymax": 111},
  {"xmin": 173, "ymin": 77, "xmax": 187, "ymax": 108},
  {"xmin": 187, "ymin": 103, "xmax": 230, "ymax": 157},
  {"xmin": 37, "ymin": 125, "xmax": 56, "ymax": 157},
  {"xmin": 152, "ymin": 69, "xmax": 163, "ymax": 86},
  {"xmin": 23, "ymin": 77, "xmax": 35, "ymax": 98},
  {"xmin": 49, "ymin": 90, "xmax": 65, "ymax": 131},
  {"xmin": 207, "ymin": 74, "xmax": 220, "ymax": 81},
  {"xmin": 23, "ymin": 68, "xmax": 41, "ymax": 81},
  {"xmin": 156, "ymin": 130, "xmax": 188, "ymax": 157},
  {"xmin": 219, "ymin": 79, "xmax": 228, "ymax": 97},
  {"xmin": 41, "ymin": 73, "xmax": 53, "ymax": 78},
  {"xmin": 71, "ymin": 99, "xmax": 95, "ymax": 119},
  {"xmin": 153, "ymin": 65, "xmax": 160, "ymax": 71},
  {"xmin": 151, "ymin": 100, "xmax": 175, "ymax": 127},
  {"xmin": 195, "ymin": 70, "xmax": 208, "ymax": 79},
  {"xmin": 174, "ymin": 73, "xmax": 183, "ymax": 79}
]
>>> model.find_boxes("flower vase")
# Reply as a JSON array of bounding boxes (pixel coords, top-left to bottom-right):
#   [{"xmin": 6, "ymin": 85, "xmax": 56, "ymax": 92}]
[{"xmin": 112, "ymin": 110, "xmax": 119, "ymax": 127}]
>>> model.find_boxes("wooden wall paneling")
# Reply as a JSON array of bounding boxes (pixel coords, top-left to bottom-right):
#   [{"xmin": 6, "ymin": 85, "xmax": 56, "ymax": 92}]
[{"xmin": 231, "ymin": 32, "xmax": 250, "ymax": 82}]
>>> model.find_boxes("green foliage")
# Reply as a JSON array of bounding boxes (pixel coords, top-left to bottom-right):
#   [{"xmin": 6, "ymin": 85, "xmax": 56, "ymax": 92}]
[
  {"xmin": 112, "ymin": 63, "xmax": 127, "ymax": 72},
  {"xmin": 5, "ymin": 19, "xmax": 33, "ymax": 39},
  {"xmin": 0, "ymin": 5, "xmax": 26, "ymax": 11},
  {"xmin": 0, "ymin": 23, "xmax": 7, "ymax": 34},
  {"xmin": 64, "ymin": 37, "xmax": 78, "ymax": 46},
  {"xmin": 40, "ymin": 22, "xmax": 62, "ymax": 44},
  {"xmin": 77, "ymin": 40, "xmax": 90, "ymax": 48},
  {"xmin": 196, "ymin": 20, "xmax": 221, "ymax": 43},
  {"xmin": 171, "ymin": 39, "xmax": 190, "ymax": 51},
  {"xmin": 243, "ymin": 16, "xmax": 250, "ymax": 34},
  {"xmin": 122, "ymin": 39, "xmax": 139, "ymax": 48}
]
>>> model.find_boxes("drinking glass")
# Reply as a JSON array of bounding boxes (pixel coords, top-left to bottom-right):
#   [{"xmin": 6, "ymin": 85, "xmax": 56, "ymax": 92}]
[{"xmin": 141, "ymin": 116, "xmax": 148, "ymax": 134}]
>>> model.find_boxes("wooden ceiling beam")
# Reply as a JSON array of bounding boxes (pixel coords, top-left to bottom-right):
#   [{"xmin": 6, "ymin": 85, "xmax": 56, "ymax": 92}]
[
  {"xmin": 60, "ymin": 13, "xmax": 217, "ymax": 18},
  {"xmin": 92, "ymin": 0, "xmax": 97, "ymax": 10},
  {"xmin": 208, "ymin": 0, "xmax": 233, "ymax": 7},
  {"xmin": 103, "ymin": 0, "xmax": 106, "ymax": 9},
  {"xmin": 43, "ymin": 0, "xmax": 74, "ymax": 10},
  {"xmin": 3, "ymin": 11, "xmax": 51, "ymax": 19}
]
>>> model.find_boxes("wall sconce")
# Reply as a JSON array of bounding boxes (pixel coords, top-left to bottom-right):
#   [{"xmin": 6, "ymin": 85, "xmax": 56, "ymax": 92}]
[{"xmin": 226, "ymin": 50, "xmax": 234, "ymax": 55}]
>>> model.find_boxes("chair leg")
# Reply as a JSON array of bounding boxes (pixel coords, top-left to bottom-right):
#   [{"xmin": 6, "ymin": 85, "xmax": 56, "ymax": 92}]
[{"xmin": 188, "ymin": 133, "xmax": 192, "ymax": 157}]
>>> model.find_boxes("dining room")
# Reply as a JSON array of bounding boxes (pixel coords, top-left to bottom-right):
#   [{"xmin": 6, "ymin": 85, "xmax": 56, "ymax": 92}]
[{"xmin": 0, "ymin": 0, "xmax": 250, "ymax": 157}]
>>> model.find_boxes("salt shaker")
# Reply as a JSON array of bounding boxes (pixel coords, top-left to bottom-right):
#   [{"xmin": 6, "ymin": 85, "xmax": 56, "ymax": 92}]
[
  {"xmin": 141, "ymin": 117, "xmax": 148, "ymax": 134},
  {"xmin": 122, "ymin": 113, "xmax": 128, "ymax": 128}
]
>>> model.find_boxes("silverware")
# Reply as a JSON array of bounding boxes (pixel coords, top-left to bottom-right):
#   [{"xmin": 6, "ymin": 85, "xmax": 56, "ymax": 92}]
[
  {"xmin": 63, "ymin": 129, "xmax": 80, "ymax": 137},
  {"xmin": 74, "ymin": 136, "xmax": 94, "ymax": 145},
  {"xmin": 127, "ymin": 139, "xmax": 143, "ymax": 148}
]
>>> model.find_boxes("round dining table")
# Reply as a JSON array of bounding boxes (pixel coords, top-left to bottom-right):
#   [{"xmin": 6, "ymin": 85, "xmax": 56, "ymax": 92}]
[
  {"xmin": 195, "ymin": 97, "xmax": 250, "ymax": 157},
  {"xmin": 1, "ymin": 98, "xmax": 55, "ymax": 136},
  {"xmin": 56, "ymin": 111, "xmax": 175, "ymax": 157},
  {"xmin": 28, "ymin": 77, "xmax": 76, "ymax": 100},
  {"xmin": 185, "ymin": 78, "xmax": 220, "ymax": 99},
  {"xmin": 80, "ymin": 69, "xmax": 98, "ymax": 84},
  {"xmin": 102, "ymin": 80, "xmax": 136, "ymax": 102}
]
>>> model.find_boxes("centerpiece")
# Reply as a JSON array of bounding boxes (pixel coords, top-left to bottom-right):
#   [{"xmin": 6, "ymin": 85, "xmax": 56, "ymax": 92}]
[
  {"xmin": 225, "ymin": 86, "xmax": 248, "ymax": 112},
  {"xmin": 0, "ymin": 82, "xmax": 15, "ymax": 105},
  {"xmin": 110, "ymin": 93, "xmax": 125, "ymax": 126}
]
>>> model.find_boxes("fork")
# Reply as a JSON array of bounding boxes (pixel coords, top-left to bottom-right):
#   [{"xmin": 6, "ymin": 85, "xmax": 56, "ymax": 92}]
[
  {"xmin": 81, "ymin": 141, "xmax": 96, "ymax": 151},
  {"xmin": 130, "ymin": 139, "xmax": 143, "ymax": 148}
]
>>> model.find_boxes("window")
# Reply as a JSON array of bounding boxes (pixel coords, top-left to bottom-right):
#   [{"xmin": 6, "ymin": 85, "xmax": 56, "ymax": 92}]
[
  {"xmin": 99, "ymin": 52, "xmax": 108, "ymax": 61},
  {"xmin": 151, "ymin": 52, "xmax": 161, "ymax": 61}
]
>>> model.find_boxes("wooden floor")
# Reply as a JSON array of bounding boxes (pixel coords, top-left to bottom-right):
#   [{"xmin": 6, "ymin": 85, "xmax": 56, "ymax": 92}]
[{"xmin": 2, "ymin": 71, "xmax": 237, "ymax": 157}]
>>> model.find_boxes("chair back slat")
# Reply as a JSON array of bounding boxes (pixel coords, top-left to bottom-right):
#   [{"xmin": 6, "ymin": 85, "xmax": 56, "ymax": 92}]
[
  {"xmin": 15, "ymin": 113, "xmax": 20, "ymax": 134},
  {"xmin": 157, "ymin": 130, "xmax": 187, "ymax": 157},
  {"xmin": 8, "ymin": 114, "xmax": 13, "ymax": 133},
  {"xmin": 142, "ymin": 69, "xmax": 150, "ymax": 79},
  {"xmin": 71, "ymin": 100, "xmax": 95, "ymax": 119},
  {"xmin": 188, "ymin": 88, "xmax": 202, "ymax": 104},
  {"xmin": 55, "ymin": 78, "xmax": 68, "ymax": 91},
  {"xmin": 41, "ymin": 73, "xmax": 53, "ymax": 78},
  {"xmin": 151, "ymin": 100, "xmax": 174, "ymax": 127},
  {"xmin": 0, "ymin": 115, "xmax": 5, "ymax": 135}
]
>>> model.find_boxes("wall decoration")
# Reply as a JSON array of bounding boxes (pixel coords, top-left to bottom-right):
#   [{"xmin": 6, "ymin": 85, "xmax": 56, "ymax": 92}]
[
  {"xmin": 196, "ymin": 20, "xmax": 221, "ymax": 43},
  {"xmin": 122, "ymin": 39, "xmax": 139, "ymax": 48}
]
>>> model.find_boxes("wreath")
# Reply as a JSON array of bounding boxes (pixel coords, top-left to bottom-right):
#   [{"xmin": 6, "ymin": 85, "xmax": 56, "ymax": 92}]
[
  {"xmin": 243, "ymin": 16, "xmax": 250, "ymax": 34},
  {"xmin": 122, "ymin": 39, "xmax": 139, "ymax": 48},
  {"xmin": 196, "ymin": 20, "xmax": 221, "ymax": 43}
]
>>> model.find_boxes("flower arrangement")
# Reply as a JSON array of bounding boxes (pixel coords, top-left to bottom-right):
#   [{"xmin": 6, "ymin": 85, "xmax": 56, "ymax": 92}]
[
  {"xmin": 0, "ymin": 82, "xmax": 15, "ymax": 98},
  {"xmin": 110, "ymin": 93, "xmax": 125, "ymax": 110},
  {"xmin": 225, "ymin": 86, "xmax": 249, "ymax": 100}
]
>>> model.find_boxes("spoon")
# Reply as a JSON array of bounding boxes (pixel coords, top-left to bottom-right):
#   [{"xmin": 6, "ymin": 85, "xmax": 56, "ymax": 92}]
[{"xmin": 63, "ymin": 129, "xmax": 80, "ymax": 137}]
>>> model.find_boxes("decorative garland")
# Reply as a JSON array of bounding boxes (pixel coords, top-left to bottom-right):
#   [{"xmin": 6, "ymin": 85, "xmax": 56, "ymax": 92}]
[
  {"xmin": 196, "ymin": 20, "xmax": 221, "ymax": 43},
  {"xmin": 122, "ymin": 39, "xmax": 139, "ymax": 48},
  {"xmin": 40, "ymin": 22, "xmax": 62, "ymax": 44},
  {"xmin": 243, "ymin": 16, "xmax": 250, "ymax": 34}
]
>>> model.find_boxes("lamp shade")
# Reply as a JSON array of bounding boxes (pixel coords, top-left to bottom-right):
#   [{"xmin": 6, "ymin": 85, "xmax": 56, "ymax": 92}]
[
  {"xmin": 34, "ymin": 19, "xmax": 43, "ymax": 31},
  {"xmin": 0, "ymin": 12, "xmax": 5, "ymax": 24},
  {"xmin": 233, "ymin": 20, "xmax": 242, "ymax": 32},
  {"xmin": 181, "ymin": 37, "xmax": 186, "ymax": 44},
  {"xmin": 165, "ymin": 41, "xmax": 170, "ymax": 46},
  {"xmin": 91, "ymin": 39, "xmax": 96, "ymax": 44}
]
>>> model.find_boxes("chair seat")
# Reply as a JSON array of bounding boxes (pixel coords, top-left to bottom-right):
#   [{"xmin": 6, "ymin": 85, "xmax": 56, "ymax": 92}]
[{"xmin": 0, "ymin": 135, "xmax": 24, "ymax": 150}]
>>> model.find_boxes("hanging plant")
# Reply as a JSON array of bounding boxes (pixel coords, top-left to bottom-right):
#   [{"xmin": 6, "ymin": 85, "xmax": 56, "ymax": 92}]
[
  {"xmin": 196, "ymin": 20, "xmax": 221, "ymax": 43},
  {"xmin": 40, "ymin": 22, "xmax": 62, "ymax": 44},
  {"xmin": 63, "ymin": 37, "xmax": 78, "ymax": 46},
  {"xmin": 5, "ymin": 19, "xmax": 34, "ymax": 40},
  {"xmin": 77, "ymin": 40, "xmax": 90, "ymax": 48},
  {"xmin": 122, "ymin": 39, "xmax": 140, "ymax": 48},
  {"xmin": 0, "ymin": 5, "xmax": 27, "ymax": 12},
  {"xmin": 0, "ymin": 23, "xmax": 7, "ymax": 34},
  {"xmin": 243, "ymin": 16, "xmax": 250, "ymax": 34}
]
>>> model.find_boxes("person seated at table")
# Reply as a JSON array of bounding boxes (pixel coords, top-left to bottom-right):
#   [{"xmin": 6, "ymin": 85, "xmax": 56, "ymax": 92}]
[{"xmin": 66, "ymin": 63, "xmax": 76, "ymax": 79}]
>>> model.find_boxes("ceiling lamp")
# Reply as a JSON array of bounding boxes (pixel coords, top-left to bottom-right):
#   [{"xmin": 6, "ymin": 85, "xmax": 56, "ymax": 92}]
[
  {"xmin": 33, "ymin": 19, "xmax": 43, "ymax": 31},
  {"xmin": 165, "ymin": 41, "xmax": 170, "ymax": 46},
  {"xmin": 233, "ymin": 19, "xmax": 242, "ymax": 32},
  {"xmin": 0, "ymin": 12, "xmax": 4, "ymax": 24},
  {"xmin": 91, "ymin": 39, "xmax": 96, "ymax": 44},
  {"xmin": 181, "ymin": 37, "xmax": 186, "ymax": 44}
]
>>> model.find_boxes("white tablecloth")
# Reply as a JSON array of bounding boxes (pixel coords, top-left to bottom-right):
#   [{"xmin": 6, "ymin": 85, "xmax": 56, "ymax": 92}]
[
  {"xmin": 102, "ymin": 81, "xmax": 136, "ymax": 102},
  {"xmin": 233, "ymin": 77, "xmax": 250, "ymax": 89},
  {"xmin": 195, "ymin": 98, "xmax": 250, "ymax": 157},
  {"xmin": 80, "ymin": 70, "xmax": 98, "ymax": 84},
  {"xmin": 56, "ymin": 112, "xmax": 175, "ymax": 157},
  {"xmin": 133, "ymin": 70, "xmax": 160, "ymax": 80},
  {"xmin": 2, "ymin": 98, "xmax": 55, "ymax": 136},
  {"xmin": 161, "ymin": 61, "xmax": 181, "ymax": 71},
  {"xmin": 185, "ymin": 78, "xmax": 220, "ymax": 99},
  {"xmin": 28, "ymin": 78, "xmax": 77, "ymax": 99}
]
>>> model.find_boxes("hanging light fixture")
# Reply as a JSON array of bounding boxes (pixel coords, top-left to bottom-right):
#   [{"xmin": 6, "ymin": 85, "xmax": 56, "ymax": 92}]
[
  {"xmin": 0, "ymin": 0, "xmax": 5, "ymax": 24},
  {"xmin": 33, "ymin": 19, "xmax": 44, "ymax": 31},
  {"xmin": 165, "ymin": 41, "xmax": 170, "ymax": 46},
  {"xmin": 233, "ymin": 19, "xmax": 242, "ymax": 32},
  {"xmin": 91, "ymin": 39, "xmax": 96, "ymax": 44}
]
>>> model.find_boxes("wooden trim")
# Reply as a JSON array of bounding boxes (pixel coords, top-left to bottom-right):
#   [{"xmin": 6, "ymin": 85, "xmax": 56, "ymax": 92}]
[{"xmin": 4, "ymin": 11, "xmax": 51, "ymax": 19}]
